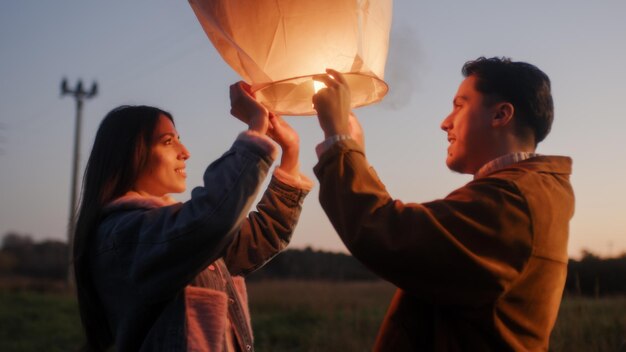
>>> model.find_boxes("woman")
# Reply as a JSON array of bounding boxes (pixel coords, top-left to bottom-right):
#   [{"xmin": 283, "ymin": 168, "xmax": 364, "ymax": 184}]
[{"xmin": 73, "ymin": 82, "xmax": 312, "ymax": 351}]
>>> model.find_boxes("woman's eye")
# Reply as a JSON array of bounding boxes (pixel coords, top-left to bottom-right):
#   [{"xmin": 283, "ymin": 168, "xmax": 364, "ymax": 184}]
[{"xmin": 164, "ymin": 138, "xmax": 172, "ymax": 145}]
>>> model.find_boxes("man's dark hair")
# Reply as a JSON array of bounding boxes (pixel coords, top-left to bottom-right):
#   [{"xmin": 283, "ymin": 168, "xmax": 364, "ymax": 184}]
[{"xmin": 462, "ymin": 57, "xmax": 554, "ymax": 145}]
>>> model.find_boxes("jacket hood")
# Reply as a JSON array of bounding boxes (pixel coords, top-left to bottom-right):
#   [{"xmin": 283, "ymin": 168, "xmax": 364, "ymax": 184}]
[{"xmin": 103, "ymin": 191, "xmax": 179, "ymax": 213}]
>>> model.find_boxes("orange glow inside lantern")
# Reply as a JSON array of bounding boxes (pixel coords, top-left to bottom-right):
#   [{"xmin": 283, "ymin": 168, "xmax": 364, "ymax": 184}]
[
  {"xmin": 189, "ymin": 0, "xmax": 392, "ymax": 116},
  {"xmin": 313, "ymin": 80, "xmax": 326, "ymax": 94}
]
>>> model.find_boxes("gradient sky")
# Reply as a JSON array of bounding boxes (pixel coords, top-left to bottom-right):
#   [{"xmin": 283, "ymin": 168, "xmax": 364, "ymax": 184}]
[{"xmin": 1, "ymin": 1, "xmax": 625, "ymax": 259}]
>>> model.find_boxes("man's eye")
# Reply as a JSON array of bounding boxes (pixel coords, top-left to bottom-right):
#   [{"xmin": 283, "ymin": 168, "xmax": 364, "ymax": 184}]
[{"xmin": 164, "ymin": 138, "xmax": 172, "ymax": 145}]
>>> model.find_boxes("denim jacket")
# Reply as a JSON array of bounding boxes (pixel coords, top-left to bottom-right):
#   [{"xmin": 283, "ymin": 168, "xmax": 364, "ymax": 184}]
[{"xmin": 90, "ymin": 131, "xmax": 311, "ymax": 351}]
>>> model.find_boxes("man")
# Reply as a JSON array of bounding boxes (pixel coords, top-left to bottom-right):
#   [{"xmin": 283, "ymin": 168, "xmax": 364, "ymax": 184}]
[{"xmin": 311, "ymin": 57, "xmax": 574, "ymax": 351}]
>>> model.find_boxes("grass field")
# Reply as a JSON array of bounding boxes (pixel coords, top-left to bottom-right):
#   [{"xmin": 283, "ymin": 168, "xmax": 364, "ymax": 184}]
[{"xmin": 0, "ymin": 280, "xmax": 625, "ymax": 351}]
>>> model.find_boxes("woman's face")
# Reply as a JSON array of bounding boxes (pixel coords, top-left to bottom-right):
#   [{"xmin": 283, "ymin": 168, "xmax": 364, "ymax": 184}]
[{"xmin": 133, "ymin": 115, "xmax": 190, "ymax": 197}]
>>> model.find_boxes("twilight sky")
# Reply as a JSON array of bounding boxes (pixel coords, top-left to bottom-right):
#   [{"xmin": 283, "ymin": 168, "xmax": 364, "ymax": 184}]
[{"xmin": 1, "ymin": 1, "xmax": 625, "ymax": 258}]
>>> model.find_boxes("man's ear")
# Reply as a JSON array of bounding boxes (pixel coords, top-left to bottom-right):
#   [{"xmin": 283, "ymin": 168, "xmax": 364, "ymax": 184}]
[{"xmin": 491, "ymin": 102, "xmax": 514, "ymax": 127}]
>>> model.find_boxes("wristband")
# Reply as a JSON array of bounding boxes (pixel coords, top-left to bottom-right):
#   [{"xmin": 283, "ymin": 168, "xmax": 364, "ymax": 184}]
[{"xmin": 315, "ymin": 134, "xmax": 352, "ymax": 157}]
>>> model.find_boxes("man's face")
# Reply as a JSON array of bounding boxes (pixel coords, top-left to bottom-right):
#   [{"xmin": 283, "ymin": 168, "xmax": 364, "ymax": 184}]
[{"xmin": 440, "ymin": 76, "xmax": 498, "ymax": 174}]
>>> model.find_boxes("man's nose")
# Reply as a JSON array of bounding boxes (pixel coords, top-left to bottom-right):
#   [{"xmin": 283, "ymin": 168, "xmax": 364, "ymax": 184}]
[{"xmin": 440, "ymin": 114, "xmax": 452, "ymax": 132}]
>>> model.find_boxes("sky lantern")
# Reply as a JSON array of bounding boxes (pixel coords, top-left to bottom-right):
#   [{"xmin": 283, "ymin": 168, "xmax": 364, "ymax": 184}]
[{"xmin": 189, "ymin": 0, "xmax": 393, "ymax": 116}]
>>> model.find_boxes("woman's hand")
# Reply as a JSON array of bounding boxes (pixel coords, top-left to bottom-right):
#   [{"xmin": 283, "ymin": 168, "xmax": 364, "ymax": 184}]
[
  {"xmin": 268, "ymin": 113, "xmax": 300, "ymax": 177},
  {"xmin": 230, "ymin": 81, "xmax": 269, "ymax": 134},
  {"xmin": 312, "ymin": 69, "xmax": 351, "ymax": 139}
]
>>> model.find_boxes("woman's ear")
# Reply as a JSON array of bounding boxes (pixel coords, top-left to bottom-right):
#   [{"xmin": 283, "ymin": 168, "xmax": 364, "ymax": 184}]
[{"xmin": 491, "ymin": 102, "xmax": 515, "ymax": 127}]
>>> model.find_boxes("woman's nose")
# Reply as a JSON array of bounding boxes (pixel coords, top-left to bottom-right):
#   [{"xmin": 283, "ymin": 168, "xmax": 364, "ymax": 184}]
[{"xmin": 179, "ymin": 143, "xmax": 190, "ymax": 160}]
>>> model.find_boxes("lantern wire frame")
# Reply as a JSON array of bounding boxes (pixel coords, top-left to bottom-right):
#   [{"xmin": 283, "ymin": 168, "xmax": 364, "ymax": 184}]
[{"xmin": 251, "ymin": 72, "xmax": 388, "ymax": 116}]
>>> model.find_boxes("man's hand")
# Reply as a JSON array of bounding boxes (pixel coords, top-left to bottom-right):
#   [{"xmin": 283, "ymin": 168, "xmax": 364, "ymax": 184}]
[
  {"xmin": 312, "ymin": 69, "xmax": 351, "ymax": 138},
  {"xmin": 230, "ymin": 81, "xmax": 269, "ymax": 134},
  {"xmin": 348, "ymin": 112, "xmax": 365, "ymax": 151}
]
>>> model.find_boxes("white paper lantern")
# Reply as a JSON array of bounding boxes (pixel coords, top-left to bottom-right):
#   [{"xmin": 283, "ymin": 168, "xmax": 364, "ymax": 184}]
[{"xmin": 189, "ymin": 0, "xmax": 392, "ymax": 116}]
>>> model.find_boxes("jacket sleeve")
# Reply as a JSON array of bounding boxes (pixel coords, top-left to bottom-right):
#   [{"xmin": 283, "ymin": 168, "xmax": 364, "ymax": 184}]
[
  {"xmin": 313, "ymin": 139, "xmax": 533, "ymax": 306},
  {"xmin": 103, "ymin": 133, "xmax": 277, "ymax": 302},
  {"xmin": 222, "ymin": 173, "xmax": 310, "ymax": 276}
]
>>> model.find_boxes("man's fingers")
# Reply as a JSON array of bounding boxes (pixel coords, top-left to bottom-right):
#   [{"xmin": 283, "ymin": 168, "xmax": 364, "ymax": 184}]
[
  {"xmin": 312, "ymin": 69, "xmax": 347, "ymax": 93},
  {"xmin": 311, "ymin": 93, "xmax": 323, "ymax": 110},
  {"xmin": 313, "ymin": 74, "xmax": 336, "ymax": 89},
  {"xmin": 326, "ymin": 68, "xmax": 348, "ymax": 85}
]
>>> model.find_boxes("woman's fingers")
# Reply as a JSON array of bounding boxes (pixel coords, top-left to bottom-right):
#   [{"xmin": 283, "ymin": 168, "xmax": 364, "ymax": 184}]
[{"xmin": 230, "ymin": 81, "xmax": 270, "ymax": 134}]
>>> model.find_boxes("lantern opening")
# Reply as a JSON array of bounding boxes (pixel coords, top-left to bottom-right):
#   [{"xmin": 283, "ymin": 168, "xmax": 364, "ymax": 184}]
[{"xmin": 252, "ymin": 72, "xmax": 388, "ymax": 116}]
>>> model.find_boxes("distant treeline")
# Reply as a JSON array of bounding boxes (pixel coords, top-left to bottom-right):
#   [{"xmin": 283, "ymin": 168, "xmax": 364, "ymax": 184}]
[
  {"xmin": 247, "ymin": 246, "xmax": 378, "ymax": 281},
  {"xmin": 1, "ymin": 232, "xmax": 625, "ymax": 296},
  {"xmin": 0, "ymin": 233, "xmax": 68, "ymax": 279},
  {"xmin": 565, "ymin": 251, "xmax": 626, "ymax": 297}
]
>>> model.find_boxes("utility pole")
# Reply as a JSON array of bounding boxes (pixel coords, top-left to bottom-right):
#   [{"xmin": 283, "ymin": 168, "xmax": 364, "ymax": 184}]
[{"xmin": 61, "ymin": 78, "xmax": 98, "ymax": 287}]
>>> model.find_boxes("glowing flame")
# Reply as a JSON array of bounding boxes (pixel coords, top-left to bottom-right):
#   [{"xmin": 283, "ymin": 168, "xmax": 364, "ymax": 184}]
[{"xmin": 313, "ymin": 80, "xmax": 326, "ymax": 93}]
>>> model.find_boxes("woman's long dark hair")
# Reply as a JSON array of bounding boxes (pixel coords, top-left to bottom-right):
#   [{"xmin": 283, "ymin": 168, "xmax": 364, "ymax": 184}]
[{"xmin": 73, "ymin": 105, "xmax": 173, "ymax": 351}]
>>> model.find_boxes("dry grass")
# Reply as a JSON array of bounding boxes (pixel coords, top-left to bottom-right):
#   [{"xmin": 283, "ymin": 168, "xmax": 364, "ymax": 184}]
[
  {"xmin": 248, "ymin": 280, "xmax": 395, "ymax": 351},
  {"xmin": 550, "ymin": 295, "xmax": 626, "ymax": 351},
  {"xmin": 0, "ymin": 280, "xmax": 625, "ymax": 351}
]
